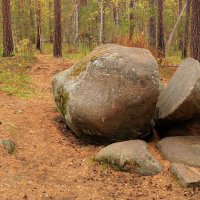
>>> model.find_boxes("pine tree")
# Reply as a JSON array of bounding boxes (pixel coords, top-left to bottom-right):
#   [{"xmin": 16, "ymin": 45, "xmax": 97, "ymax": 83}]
[{"xmin": 2, "ymin": 0, "xmax": 14, "ymax": 57}]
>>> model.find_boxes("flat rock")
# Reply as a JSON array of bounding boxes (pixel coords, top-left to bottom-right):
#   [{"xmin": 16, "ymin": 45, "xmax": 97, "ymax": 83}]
[
  {"xmin": 157, "ymin": 136, "xmax": 200, "ymax": 167},
  {"xmin": 156, "ymin": 58, "xmax": 200, "ymax": 125},
  {"xmin": 95, "ymin": 140, "xmax": 162, "ymax": 176},
  {"xmin": 170, "ymin": 163, "xmax": 200, "ymax": 187},
  {"xmin": 52, "ymin": 44, "xmax": 159, "ymax": 141}
]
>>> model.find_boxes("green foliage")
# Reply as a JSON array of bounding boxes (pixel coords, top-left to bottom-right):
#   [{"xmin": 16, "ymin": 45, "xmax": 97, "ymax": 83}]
[{"xmin": 0, "ymin": 56, "xmax": 36, "ymax": 98}]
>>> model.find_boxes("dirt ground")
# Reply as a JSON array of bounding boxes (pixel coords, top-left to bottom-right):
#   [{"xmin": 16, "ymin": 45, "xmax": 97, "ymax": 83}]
[{"xmin": 0, "ymin": 55, "xmax": 200, "ymax": 200}]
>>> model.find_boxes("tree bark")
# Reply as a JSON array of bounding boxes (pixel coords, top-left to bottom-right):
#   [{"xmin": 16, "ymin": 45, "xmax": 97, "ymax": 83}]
[
  {"xmin": 178, "ymin": 0, "xmax": 183, "ymax": 49},
  {"xmin": 99, "ymin": 0, "xmax": 105, "ymax": 45},
  {"xmin": 182, "ymin": 0, "xmax": 191, "ymax": 58},
  {"xmin": 149, "ymin": 0, "xmax": 156, "ymax": 48},
  {"xmin": 2, "ymin": 0, "xmax": 14, "ymax": 57},
  {"xmin": 157, "ymin": 0, "xmax": 165, "ymax": 57},
  {"xmin": 49, "ymin": 0, "xmax": 53, "ymax": 43},
  {"xmin": 53, "ymin": 0, "xmax": 62, "ymax": 57},
  {"xmin": 129, "ymin": 0, "xmax": 135, "ymax": 43},
  {"xmin": 36, "ymin": 0, "xmax": 42, "ymax": 51},
  {"xmin": 74, "ymin": 0, "xmax": 79, "ymax": 48},
  {"xmin": 190, "ymin": 0, "xmax": 200, "ymax": 61},
  {"xmin": 29, "ymin": 0, "xmax": 35, "ymax": 44}
]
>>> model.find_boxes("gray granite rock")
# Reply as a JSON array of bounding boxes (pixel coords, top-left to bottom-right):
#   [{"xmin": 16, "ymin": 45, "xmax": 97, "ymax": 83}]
[
  {"xmin": 52, "ymin": 44, "xmax": 159, "ymax": 140},
  {"xmin": 170, "ymin": 163, "xmax": 200, "ymax": 187},
  {"xmin": 156, "ymin": 58, "xmax": 200, "ymax": 125},
  {"xmin": 95, "ymin": 140, "xmax": 162, "ymax": 176},
  {"xmin": 157, "ymin": 136, "xmax": 200, "ymax": 167}
]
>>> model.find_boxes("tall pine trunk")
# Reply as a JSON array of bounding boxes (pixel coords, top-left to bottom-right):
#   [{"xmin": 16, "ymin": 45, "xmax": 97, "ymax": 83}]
[
  {"xmin": 36, "ymin": 0, "xmax": 42, "ymax": 51},
  {"xmin": 49, "ymin": 0, "xmax": 53, "ymax": 43},
  {"xmin": 149, "ymin": 0, "xmax": 156, "ymax": 48},
  {"xmin": 99, "ymin": 0, "xmax": 105, "ymax": 45},
  {"xmin": 129, "ymin": 0, "xmax": 135, "ymax": 43},
  {"xmin": 190, "ymin": 0, "xmax": 200, "ymax": 61},
  {"xmin": 74, "ymin": 0, "xmax": 79, "ymax": 48},
  {"xmin": 29, "ymin": 0, "xmax": 35, "ymax": 44},
  {"xmin": 157, "ymin": 0, "xmax": 165, "ymax": 57},
  {"xmin": 178, "ymin": 0, "xmax": 183, "ymax": 49},
  {"xmin": 2, "ymin": 0, "xmax": 14, "ymax": 57},
  {"xmin": 53, "ymin": 0, "xmax": 62, "ymax": 57},
  {"xmin": 182, "ymin": 0, "xmax": 191, "ymax": 58}
]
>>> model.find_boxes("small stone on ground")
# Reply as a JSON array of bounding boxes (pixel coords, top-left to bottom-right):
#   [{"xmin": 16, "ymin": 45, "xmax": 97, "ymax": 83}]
[
  {"xmin": 170, "ymin": 163, "xmax": 200, "ymax": 188},
  {"xmin": 95, "ymin": 140, "xmax": 162, "ymax": 176},
  {"xmin": 157, "ymin": 136, "xmax": 200, "ymax": 167}
]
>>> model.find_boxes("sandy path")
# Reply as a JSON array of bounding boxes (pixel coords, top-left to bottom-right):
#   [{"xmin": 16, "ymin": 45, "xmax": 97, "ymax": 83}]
[{"xmin": 0, "ymin": 55, "xmax": 199, "ymax": 200}]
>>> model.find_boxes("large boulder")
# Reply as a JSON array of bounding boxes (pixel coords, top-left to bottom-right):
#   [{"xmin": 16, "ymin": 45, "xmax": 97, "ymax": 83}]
[
  {"xmin": 52, "ymin": 44, "xmax": 159, "ymax": 140},
  {"xmin": 95, "ymin": 140, "xmax": 162, "ymax": 176},
  {"xmin": 156, "ymin": 58, "xmax": 200, "ymax": 126}
]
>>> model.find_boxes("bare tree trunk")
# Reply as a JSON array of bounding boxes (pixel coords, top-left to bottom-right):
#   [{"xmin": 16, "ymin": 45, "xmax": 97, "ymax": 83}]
[
  {"xmin": 113, "ymin": 2, "xmax": 119, "ymax": 31},
  {"xmin": 99, "ymin": 0, "xmax": 105, "ymax": 45},
  {"xmin": 182, "ymin": 0, "xmax": 191, "ymax": 58},
  {"xmin": 49, "ymin": 0, "xmax": 53, "ymax": 43},
  {"xmin": 190, "ymin": 0, "xmax": 200, "ymax": 61},
  {"xmin": 29, "ymin": 0, "xmax": 35, "ymax": 44},
  {"xmin": 53, "ymin": 0, "xmax": 62, "ymax": 57},
  {"xmin": 178, "ymin": 0, "xmax": 183, "ymax": 49},
  {"xmin": 129, "ymin": 0, "xmax": 135, "ymax": 43},
  {"xmin": 2, "ymin": 0, "xmax": 14, "ymax": 57},
  {"xmin": 149, "ymin": 0, "xmax": 156, "ymax": 48},
  {"xmin": 165, "ymin": 2, "xmax": 187, "ymax": 51},
  {"xmin": 157, "ymin": 0, "xmax": 165, "ymax": 57},
  {"xmin": 36, "ymin": 0, "xmax": 42, "ymax": 51},
  {"xmin": 74, "ymin": 0, "xmax": 79, "ymax": 48}
]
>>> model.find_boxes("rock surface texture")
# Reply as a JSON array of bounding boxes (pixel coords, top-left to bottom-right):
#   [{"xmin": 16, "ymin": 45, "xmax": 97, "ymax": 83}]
[
  {"xmin": 156, "ymin": 58, "xmax": 200, "ymax": 126},
  {"xmin": 170, "ymin": 163, "xmax": 200, "ymax": 188},
  {"xmin": 52, "ymin": 44, "xmax": 159, "ymax": 140},
  {"xmin": 157, "ymin": 136, "xmax": 200, "ymax": 167},
  {"xmin": 95, "ymin": 140, "xmax": 162, "ymax": 176}
]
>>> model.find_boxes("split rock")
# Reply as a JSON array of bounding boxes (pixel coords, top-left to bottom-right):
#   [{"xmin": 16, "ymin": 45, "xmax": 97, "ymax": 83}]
[
  {"xmin": 95, "ymin": 140, "xmax": 162, "ymax": 176},
  {"xmin": 52, "ymin": 44, "xmax": 159, "ymax": 140},
  {"xmin": 157, "ymin": 136, "xmax": 200, "ymax": 167},
  {"xmin": 156, "ymin": 58, "xmax": 200, "ymax": 125}
]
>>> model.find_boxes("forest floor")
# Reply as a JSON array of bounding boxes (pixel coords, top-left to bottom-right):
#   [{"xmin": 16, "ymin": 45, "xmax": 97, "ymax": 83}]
[{"xmin": 0, "ymin": 55, "xmax": 200, "ymax": 200}]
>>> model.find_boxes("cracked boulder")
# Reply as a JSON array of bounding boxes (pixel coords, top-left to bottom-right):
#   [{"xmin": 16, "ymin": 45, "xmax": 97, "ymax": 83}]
[
  {"xmin": 52, "ymin": 44, "xmax": 159, "ymax": 141},
  {"xmin": 95, "ymin": 140, "xmax": 162, "ymax": 176},
  {"xmin": 156, "ymin": 58, "xmax": 200, "ymax": 126}
]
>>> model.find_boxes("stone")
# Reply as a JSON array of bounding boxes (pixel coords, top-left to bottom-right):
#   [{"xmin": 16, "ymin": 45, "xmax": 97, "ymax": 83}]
[
  {"xmin": 157, "ymin": 136, "xmax": 200, "ymax": 167},
  {"xmin": 95, "ymin": 140, "xmax": 162, "ymax": 176},
  {"xmin": 170, "ymin": 163, "xmax": 200, "ymax": 187},
  {"xmin": 52, "ymin": 44, "xmax": 159, "ymax": 141},
  {"xmin": 156, "ymin": 58, "xmax": 200, "ymax": 126},
  {"xmin": 0, "ymin": 139, "xmax": 15, "ymax": 154}
]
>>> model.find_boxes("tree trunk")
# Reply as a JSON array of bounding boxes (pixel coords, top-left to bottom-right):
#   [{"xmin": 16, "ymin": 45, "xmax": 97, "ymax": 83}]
[
  {"xmin": 2, "ymin": 0, "xmax": 14, "ymax": 57},
  {"xmin": 165, "ymin": 2, "xmax": 187, "ymax": 51},
  {"xmin": 99, "ymin": 0, "xmax": 105, "ymax": 45},
  {"xmin": 29, "ymin": 0, "xmax": 35, "ymax": 44},
  {"xmin": 157, "ymin": 0, "xmax": 165, "ymax": 57},
  {"xmin": 190, "ymin": 0, "xmax": 200, "ymax": 61},
  {"xmin": 129, "ymin": 0, "xmax": 135, "ymax": 43},
  {"xmin": 113, "ymin": 2, "xmax": 119, "ymax": 31},
  {"xmin": 49, "ymin": 0, "xmax": 53, "ymax": 43},
  {"xmin": 74, "ymin": 0, "xmax": 79, "ymax": 48},
  {"xmin": 182, "ymin": 0, "xmax": 191, "ymax": 58},
  {"xmin": 36, "ymin": 0, "xmax": 42, "ymax": 51},
  {"xmin": 178, "ymin": 0, "xmax": 183, "ymax": 49},
  {"xmin": 149, "ymin": 0, "xmax": 156, "ymax": 48},
  {"xmin": 53, "ymin": 0, "xmax": 62, "ymax": 57}
]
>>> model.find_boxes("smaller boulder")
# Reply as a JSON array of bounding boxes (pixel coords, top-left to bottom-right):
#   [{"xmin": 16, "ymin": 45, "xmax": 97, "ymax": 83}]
[
  {"xmin": 95, "ymin": 140, "xmax": 162, "ymax": 176},
  {"xmin": 170, "ymin": 163, "xmax": 200, "ymax": 188},
  {"xmin": 157, "ymin": 136, "xmax": 200, "ymax": 167}
]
